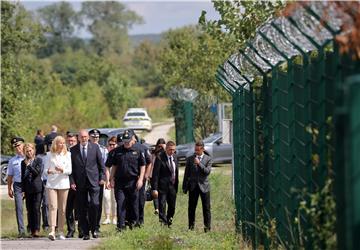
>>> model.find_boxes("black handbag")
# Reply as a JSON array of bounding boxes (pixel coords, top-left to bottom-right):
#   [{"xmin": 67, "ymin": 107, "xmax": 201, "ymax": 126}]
[{"xmin": 145, "ymin": 181, "xmax": 153, "ymax": 201}]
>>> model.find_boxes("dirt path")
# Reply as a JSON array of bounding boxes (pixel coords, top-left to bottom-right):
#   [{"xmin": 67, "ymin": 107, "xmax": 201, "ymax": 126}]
[
  {"xmin": 143, "ymin": 121, "xmax": 175, "ymax": 145},
  {"xmin": 0, "ymin": 237, "xmax": 100, "ymax": 250}
]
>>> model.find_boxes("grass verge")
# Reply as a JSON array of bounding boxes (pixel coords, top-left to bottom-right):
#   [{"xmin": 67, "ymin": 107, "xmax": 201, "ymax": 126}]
[{"xmin": 93, "ymin": 169, "xmax": 247, "ymax": 249}]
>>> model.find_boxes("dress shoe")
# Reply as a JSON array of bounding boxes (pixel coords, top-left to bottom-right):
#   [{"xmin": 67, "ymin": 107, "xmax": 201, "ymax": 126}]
[
  {"xmin": 167, "ymin": 217, "xmax": 173, "ymax": 228},
  {"xmin": 204, "ymin": 227, "xmax": 211, "ymax": 233},
  {"xmin": 83, "ymin": 235, "xmax": 90, "ymax": 240},
  {"xmin": 32, "ymin": 230, "xmax": 40, "ymax": 237},
  {"xmin": 92, "ymin": 231, "xmax": 99, "ymax": 238},
  {"xmin": 66, "ymin": 231, "xmax": 74, "ymax": 238}
]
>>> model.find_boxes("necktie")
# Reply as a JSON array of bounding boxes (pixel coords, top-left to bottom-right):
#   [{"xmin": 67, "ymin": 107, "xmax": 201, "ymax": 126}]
[
  {"xmin": 169, "ymin": 156, "xmax": 175, "ymax": 184},
  {"xmin": 82, "ymin": 146, "xmax": 87, "ymax": 162}
]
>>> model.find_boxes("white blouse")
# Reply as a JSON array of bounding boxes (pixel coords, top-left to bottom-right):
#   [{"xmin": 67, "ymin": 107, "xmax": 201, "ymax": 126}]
[{"xmin": 44, "ymin": 151, "xmax": 72, "ymax": 189}]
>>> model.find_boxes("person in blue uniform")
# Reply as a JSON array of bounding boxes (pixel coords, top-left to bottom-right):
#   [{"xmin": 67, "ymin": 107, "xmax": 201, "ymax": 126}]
[
  {"xmin": 7, "ymin": 137, "xmax": 26, "ymax": 237},
  {"xmin": 132, "ymin": 134, "xmax": 152, "ymax": 226},
  {"xmin": 108, "ymin": 130, "xmax": 146, "ymax": 231}
]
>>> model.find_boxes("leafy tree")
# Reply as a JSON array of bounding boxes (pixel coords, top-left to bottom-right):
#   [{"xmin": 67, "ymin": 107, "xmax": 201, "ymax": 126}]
[
  {"xmin": 102, "ymin": 71, "xmax": 138, "ymax": 119},
  {"xmin": 36, "ymin": 1, "xmax": 79, "ymax": 56},
  {"xmin": 158, "ymin": 26, "xmax": 230, "ymax": 138},
  {"xmin": 1, "ymin": 1, "xmax": 45, "ymax": 153},
  {"xmin": 79, "ymin": 1, "xmax": 143, "ymax": 56},
  {"xmin": 50, "ymin": 48, "xmax": 111, "ymax": 86},
  {"xmin": 199, "ymin": 0, "xmax": 284, "ymax": 48},
  {"xmin": 132, "ymin": 40, "xmax": 162, "ymax": 96}
]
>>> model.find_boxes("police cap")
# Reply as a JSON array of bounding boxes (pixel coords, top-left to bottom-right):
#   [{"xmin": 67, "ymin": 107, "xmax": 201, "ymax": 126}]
[
  {"xmin": 122, "ymin": 129, "xmax": 134, "ymax": 143},
  {"xmin": 11, "ymin": 137, "xmax": 25, "ymax": 148},
  {"xmin": 89, "ymin": 129, "xmax": 101, "ymax": 137}
]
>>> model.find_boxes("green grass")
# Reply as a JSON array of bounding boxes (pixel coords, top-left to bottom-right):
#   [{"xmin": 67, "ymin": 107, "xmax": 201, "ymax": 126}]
[{"xmin": 93, "ymin": 170, "xmax": 247, "ymax": 249}]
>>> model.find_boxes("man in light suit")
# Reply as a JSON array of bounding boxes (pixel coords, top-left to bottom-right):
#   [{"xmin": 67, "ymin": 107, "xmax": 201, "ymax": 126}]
[
  {"xmin": 182, "ymin": 140, "xmax": 212, "ymax": 232},
  {"xmin": 151, "ymin": 141, "xmax": 179, "ymax": 227},
  {"xmin": 69, "ymin": 129, "xmax": 106, "ymax": 240}
]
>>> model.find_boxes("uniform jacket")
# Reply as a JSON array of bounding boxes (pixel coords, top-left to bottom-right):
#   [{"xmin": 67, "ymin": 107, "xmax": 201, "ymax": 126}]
[
  {"xmin": 151, "ymin": 151, "xmax": 179, "ymax": 193},
  {"xmin": 21, "ymin": 157, "xmax": 43, "ymax": 193},
  {"xmin": 70, "ymin": 142, "xmax": 105, "ymax": 189},
  {"xmin": 182, "ymin": 154, "xmax": 212, "ymax": 193}
]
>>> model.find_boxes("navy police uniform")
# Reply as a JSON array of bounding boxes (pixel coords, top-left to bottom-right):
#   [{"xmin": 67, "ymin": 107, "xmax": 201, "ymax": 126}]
[
  {"xmin": 7, "ymin": 137, "xmax": 25, "ymax": 235},
  {"xmin": 133, "ymin": 141, "xmax": 151, "ymax": 225},
  {"xmin": 106, "ymin": 131, "xmax": 145, "ymax": 230}
]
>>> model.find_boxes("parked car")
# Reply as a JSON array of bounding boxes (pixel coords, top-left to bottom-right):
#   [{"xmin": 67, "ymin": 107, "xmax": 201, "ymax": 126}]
[
  {"xmin": 175, "ymin": 132, "xmax": 232, "ymax": 165},
  {"xmin": 1, "ymin": 155, "xmax": 11, "ymax": 185},
  {"xmin": 87, "ymin": 128, "xmax": 126, "ymax": 147},
  {"xmin": 123, "ymin": 108, "xmax": 152, "ymax": 132}
]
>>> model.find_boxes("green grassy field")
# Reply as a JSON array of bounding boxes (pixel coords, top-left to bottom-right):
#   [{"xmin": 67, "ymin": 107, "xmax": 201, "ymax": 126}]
[{"xmin": 93, "ymin": 168, "xmax": 247, "ymax": 249}]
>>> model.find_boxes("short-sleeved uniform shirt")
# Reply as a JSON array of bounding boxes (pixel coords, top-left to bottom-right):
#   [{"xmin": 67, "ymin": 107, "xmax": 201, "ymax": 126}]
[
  {"xmin": 7, "ymin": 154, "xmax": 25, "ymax": 183},
  {"xmin": 106, "ymin": 145, "xmax": 145, "ymax": 186},
  {"xmin": 133, "ymin": 143, "xmax": 152, "ymax": 165}
]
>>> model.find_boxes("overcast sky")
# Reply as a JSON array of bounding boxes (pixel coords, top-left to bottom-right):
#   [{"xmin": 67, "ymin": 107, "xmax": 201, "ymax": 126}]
[{"xmin": 21, "ymin": 1, "xmax": 220, "ymax": 36}]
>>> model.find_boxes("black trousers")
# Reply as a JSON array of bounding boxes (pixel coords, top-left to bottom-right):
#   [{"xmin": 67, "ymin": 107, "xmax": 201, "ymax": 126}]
[
  {"xmin": 96, "ymin": 184, "xmax": 104, "ymax": 231},
  {"xmin": 41, "ymin": 180, "xmax": 49, "ymax": 228},
  {"xmin": 115, "ymin": 181, "xmax": 139, "ymax": 229},
  {"xmin": 138, "ymin": 183, "xmax": 145, "ymax": 224},
  {"xmin": 76, "ymin": 181, "xmax": 100, "ymax": 236},
  {"xmin": 25, "ymin": 191, "xmax": 42, "ymax": 233},
  {"xmin": 188, "ymin": 186, "xmax": 211, "ymax": 230},
  {"xmin": 66, "ymin": 188, "xmax": 81, "ymax": 234},
  {"xmin": 158, "ymin": 185, "xmax": 177, "ymax": 225}
]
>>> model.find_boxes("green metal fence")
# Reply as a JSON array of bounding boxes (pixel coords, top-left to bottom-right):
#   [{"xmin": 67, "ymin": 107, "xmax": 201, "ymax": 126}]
[
  {"xmin": 216, "ymin": 2, "xmax": 360, "ymax": 249},
  {"xmin": 169, "ymin": 88, "xmax": 197, "ymax": 144},
  {"xmin": 335, "ymin": 74, "xmax": 360, "ymax": 250}
]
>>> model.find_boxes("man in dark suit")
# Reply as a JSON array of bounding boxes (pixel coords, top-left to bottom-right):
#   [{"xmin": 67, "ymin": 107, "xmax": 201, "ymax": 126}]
[
  {"xmin": 182, "ymin": 140, "xmax": 212, "ymax": 232},
  {"xmin": 70, "ymin": 129, "xmax": 106, "ymax": 240},
  {"xmin": 151, "ymin": 141, "xmax": 179, "ymax": 227},
  {"xmin": 44, "ymin": 125, "xmax": 58, "ymax": 152}
]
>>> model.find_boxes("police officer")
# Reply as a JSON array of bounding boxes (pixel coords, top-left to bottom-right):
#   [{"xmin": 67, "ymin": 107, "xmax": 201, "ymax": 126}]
[
  {"xmin": 7, "ymin": 137, "xmax": 26, "ymax": 237},
  {"xmin": 89, "ymin": 129, "xmax": 108, "ymax": 235},
  {"xmin": 132, "ymin": 133, "xmax": 152, "ymax": 226},
  {"xmin": 108, "ymin": 130, "xmax": 145, "ymax": 231}
]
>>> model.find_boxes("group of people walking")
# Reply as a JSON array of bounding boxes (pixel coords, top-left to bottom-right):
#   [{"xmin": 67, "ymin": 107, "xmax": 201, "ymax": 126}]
[{"xmin": 7, "ymin": 125, "xmax": 213, "ymax": 241}]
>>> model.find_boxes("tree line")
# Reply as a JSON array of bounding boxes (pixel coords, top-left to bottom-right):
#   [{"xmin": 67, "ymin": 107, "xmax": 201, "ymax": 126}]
[{"xmin": 1, "ymin": 1, "xmax": 282, "ymax": 154}]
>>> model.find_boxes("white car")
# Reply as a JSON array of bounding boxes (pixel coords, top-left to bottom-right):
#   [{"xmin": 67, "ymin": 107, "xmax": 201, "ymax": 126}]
[{"xmin": 123, "ymin": 108, "xmax": 152, "ymax": 132}]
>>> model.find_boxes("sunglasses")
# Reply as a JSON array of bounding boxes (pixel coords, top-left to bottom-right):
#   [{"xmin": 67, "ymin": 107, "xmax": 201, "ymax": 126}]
[
  {"xmin": 109, "ymin": 143, "xmax": 116, "ymax": 147},
  {"xmin": 92, "ymin": 136, "xmax": 100, "ymax": 139}
]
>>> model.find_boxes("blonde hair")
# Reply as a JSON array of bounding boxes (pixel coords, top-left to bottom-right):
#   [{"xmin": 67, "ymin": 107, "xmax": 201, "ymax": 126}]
[
  {"xmin": 50, "ymin": 136, "xmax": 68, "ymax": 154},
  {"xmin": 23, "ymin": 143, "xmax": 36, "ymax": 158}
]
